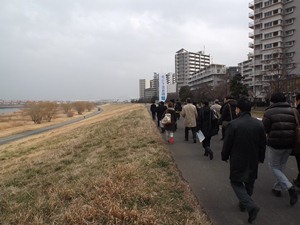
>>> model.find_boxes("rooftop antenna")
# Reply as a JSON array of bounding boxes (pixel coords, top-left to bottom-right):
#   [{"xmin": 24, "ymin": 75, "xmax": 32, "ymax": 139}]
[{"xmin": 203, "ymin": 45, "xmax": 205, "ymax": 54}]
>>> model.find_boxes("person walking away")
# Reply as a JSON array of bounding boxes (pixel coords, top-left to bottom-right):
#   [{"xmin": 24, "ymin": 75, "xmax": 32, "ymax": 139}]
[
  {"xmin": 211, "ymin": 99, "xmax": 221, "ymax": 119},
  {"xmin": 150, "ymin": 102, "xmax": 157, "ymax": 120},
  {"xmin": 262, "ymin": 92, "xmax": 298, "ymax": 206},
  {"xmin": 219, "ymin": 96, "xmax": 237, "ymax": 140},
  {"xmin": 197, "ymin": 101, "xmax": 218, "ymax": 160},
  {"xmin": 174, "ymin": 99, "xmax": 182, "ymax": 120},
  {"xmin": 222, "ymin": 98, "xmax": 266, "ymax": 223},
  {"xmin": 181, "ymin": 98, "xmax": 198, "ymax": 143},
  {"xmin": 293, "ymin": 93, "xmax": 300, "ymax": 188},
  {"xmin": 156, "ymin": 101, "xmax": 167, "ymax": 133},
  {"xmin": 162, "ymin": 102, "xmax": 177, "ymax": 144}
]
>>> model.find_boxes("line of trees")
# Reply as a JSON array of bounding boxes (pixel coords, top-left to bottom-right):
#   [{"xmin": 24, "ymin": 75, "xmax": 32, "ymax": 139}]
[{"xmin": 25, "ymin": 101, "xmax": 96, "ymax": 124}]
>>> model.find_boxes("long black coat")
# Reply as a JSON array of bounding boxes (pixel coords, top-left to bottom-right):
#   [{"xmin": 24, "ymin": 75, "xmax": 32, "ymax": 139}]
[{"xmin": 221, "ymin": 112, "xmax": 266, "ymax": 182}]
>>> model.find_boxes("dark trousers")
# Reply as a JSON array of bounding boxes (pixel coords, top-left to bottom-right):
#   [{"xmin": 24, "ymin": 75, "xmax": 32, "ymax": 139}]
[
  {"xmin": 202, "ymin": 136, "xmax": 211, "ymax": 149},
  {"xmin": 185, "ymin": 127, "xmax": 196, "ymax": 141},
  {"xmin": 151, "ymin": 112, "xmax": 156, "ymax": 120},
  {"xmin": 230, "ymin": 180, "xmax": 257, "ymax": 212},
  {"xmin": 295, "ymin": 154, "xmax": 300, "ymax": 181}
]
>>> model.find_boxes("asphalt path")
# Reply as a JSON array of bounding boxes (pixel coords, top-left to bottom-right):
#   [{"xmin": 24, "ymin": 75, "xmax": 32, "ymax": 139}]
[
  {"xmin": 0, "ymin": 109, "xmax": 101, "ymax": 145},
  {"xmin": 161, "ymin": 116, "xmax": 300, "ymax": 225}
]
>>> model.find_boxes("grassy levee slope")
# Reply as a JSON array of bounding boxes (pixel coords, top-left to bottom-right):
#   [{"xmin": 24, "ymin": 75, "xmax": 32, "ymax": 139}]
[{"xmin": 0, "ymin": 104, "xmax": 211, "ymax": 225}]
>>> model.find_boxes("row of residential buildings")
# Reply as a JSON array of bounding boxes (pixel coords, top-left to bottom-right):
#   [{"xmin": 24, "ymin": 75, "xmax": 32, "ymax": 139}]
[{"xmin": 139, "ymin": 0, "xmax": 300, "ymax": 102}]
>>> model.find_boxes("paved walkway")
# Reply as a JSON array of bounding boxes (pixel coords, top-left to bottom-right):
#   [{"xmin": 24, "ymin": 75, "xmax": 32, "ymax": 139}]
[{"xmin": 164, "ymin": 116, "xmax": 300, "ymax": 225}]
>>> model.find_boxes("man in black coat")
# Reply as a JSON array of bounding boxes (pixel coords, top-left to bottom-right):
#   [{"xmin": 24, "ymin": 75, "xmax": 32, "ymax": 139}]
[{"xmin": 222, "ymin": 98, "xmax": 266, "ymax": 223}]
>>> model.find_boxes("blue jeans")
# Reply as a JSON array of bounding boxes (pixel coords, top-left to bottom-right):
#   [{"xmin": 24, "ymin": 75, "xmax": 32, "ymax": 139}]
[{"xmin": 267, "ymin": 145, "xmax": 293, "ymax": 191}]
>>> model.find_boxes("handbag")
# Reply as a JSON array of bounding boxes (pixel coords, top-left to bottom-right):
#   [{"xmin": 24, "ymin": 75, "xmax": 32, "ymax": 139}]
[
  {"xmin": 292, "ymin": 108, "xmax": 300, "ymax": 155},
  {"xmin": 161, "ymin": 113, "xmax": 171, "ymax": 125}
]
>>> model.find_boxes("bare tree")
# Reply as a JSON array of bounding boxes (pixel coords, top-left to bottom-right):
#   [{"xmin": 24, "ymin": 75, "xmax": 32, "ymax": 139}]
[
  {"xmin": 72, "ymin": 101, "xmax": 86, "ymax": 115},
  {"xmin": 263, "ymin": 48, "xmax": 297, "ymax": 94},
  {"xmin": 25, "ymin": 101, "xmax": 45, "ymax": 124},
  {"xmin": 61, "ymin": 103, "xmax": 72, "ymax": 114},
  {"xmin": 43, "ymin": 101, "xmax": 58, "ymax": 122}
]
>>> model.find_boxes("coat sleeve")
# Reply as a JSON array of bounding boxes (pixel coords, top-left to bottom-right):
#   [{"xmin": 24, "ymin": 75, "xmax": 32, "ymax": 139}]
[
  {"xmin": 258, "ymin": 126, "xmax": 267, "ymax": 163},
  {"xmin": 221, "ymin": 123, "xmax": 234, "ymax": 161},
  {"xmin": 262, "ymin": 114, "xmax": 271, "ymax": 134}
]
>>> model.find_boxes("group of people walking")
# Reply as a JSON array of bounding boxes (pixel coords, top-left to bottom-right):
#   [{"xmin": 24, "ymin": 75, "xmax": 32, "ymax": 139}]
[{"xmin": 151, "ymin": 92, "xmax": 300, "ymax": 223}]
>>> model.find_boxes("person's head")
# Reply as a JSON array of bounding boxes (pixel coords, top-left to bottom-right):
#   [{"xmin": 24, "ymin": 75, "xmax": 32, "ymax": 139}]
[
  {"xmin": 236, "ymin": 98, "xmax": 252, "ymax": 115},
  {"xmin": 214, "ymin": 99, "xmax": 219, "ymax": 104},
  {"xmin": 186, "ymin": 98, "xmax": 192, "ymax": 103},
  {"xmin": 202, "ymin": 101, "xmax": 209, "ymax": 107},
  {"xmin": 224, "ymin": 96, "xmax": 234, "ymax": 102},
  {"xmin": 168, "ymin": 102, "xmax": 174, "ymax": 108},
  {"xmin": 270, "ymin": 92, "xmax": 286, "ymax": 103}
]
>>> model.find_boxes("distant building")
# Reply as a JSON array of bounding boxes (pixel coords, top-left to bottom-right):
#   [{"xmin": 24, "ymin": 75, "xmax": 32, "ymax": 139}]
[
  {"xmin": 139, "ymin": 79, "xmax": 150, "ymax": 99},
  {"xmin": 249, "ymin": 0, "xmax": 300, "ymax": 99},
  {"xmin": 188, "ymin": 64, "xmax": 227, "ymax": 90},
  {"xmin": 175, "ymin": 48, "xmax": 210, "ymax": 92}
]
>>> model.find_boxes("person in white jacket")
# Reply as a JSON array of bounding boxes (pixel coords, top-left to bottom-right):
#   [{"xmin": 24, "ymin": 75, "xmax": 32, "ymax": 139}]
[{"xmin": 181, "ymin": 98, "xmax": 198, "ymax": 143}]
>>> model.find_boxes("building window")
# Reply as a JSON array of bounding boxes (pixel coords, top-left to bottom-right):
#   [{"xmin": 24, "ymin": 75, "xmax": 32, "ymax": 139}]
[
  {"xmin": 285, "ymin": 41, "xmax": 295, "ymax": 47},
  {"xmin": 285, "ymin": 18, "xmax": 294, "ymax": 25},
  {"xmin": 264, "ymin": 33, "xmax": 272, "ymax": 39},
  {"xmin": 264, "ymin": 22, "xmax": 272, "ymax": 28},
  {"xmin": 286, "ymin": 7, "xmax": 294, "ymax": 14},
  {"xmin": 264, "ymin": 11, "xmax": 272, "ymax": 18},
  {"xmin": 285, "ymin": 29, "xmax": 294, "ymax": 36},
  {"xmin": 265, "ymin": 44, "xmax": 272, "ymax": 49}
]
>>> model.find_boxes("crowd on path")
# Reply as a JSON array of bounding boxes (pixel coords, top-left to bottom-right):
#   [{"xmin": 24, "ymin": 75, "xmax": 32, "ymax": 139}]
[{"xmin": 150, "ymin": 92, "xmax": 300, "ymax": 224}]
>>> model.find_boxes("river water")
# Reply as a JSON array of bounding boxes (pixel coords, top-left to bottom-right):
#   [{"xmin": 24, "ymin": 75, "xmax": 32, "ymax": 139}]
[{"xmin": 0, "ymin": 108, "xmax": 21, "ymax": 114}]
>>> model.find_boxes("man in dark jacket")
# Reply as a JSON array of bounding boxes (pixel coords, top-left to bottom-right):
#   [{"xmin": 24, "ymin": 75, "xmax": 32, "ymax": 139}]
[
  {"xmin": 294, "ymin": 93, "xmax": 300, "ymax": 187},
  {"xmin": 262, "ymin": 92, "xmax": 298, "ymax": 206},
  {"xmin": 222, "ymin": 98, "xmax": 266, "ymax": 223},
  {"xmin": 150, "ymin": 102, "xmax": 157, "ymax": 120},
  {"xmin": 197, "ymin": 101, "xmax": 218, "ymax": 160},
  {"xmin": 156, "ymin": 101, "xmax": 167, "ymax": 132}
]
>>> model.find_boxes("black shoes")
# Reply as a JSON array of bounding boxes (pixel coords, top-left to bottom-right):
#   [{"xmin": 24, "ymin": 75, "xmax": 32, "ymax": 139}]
[
  {"xmin": 204, "ymin": 147, "xmax": 213, "ymax": 160},
  {"xmin": 239, "ymin": 202, "xmax": 246, "ymax": 212},
  {"xmin": 293, "ymin": 179, "xmax": 300, "ymax": 188},
  {"xmin": 193, "ymin": 139, "xmax": 197, "ymax": 143},
  {"xmin": 248, "ymin": 207, "xmax": 260, "ymax": 223},
  {"xmin": 288, "ymin": 186, "xmax": 298, "ymax": 206},
  {"xmin": 204, "ymin": 148, "xmax": 209, "ymax": 156},
  {"xmin": 272, "ymin": 189, "xmax": 281, "ymax": 197}
]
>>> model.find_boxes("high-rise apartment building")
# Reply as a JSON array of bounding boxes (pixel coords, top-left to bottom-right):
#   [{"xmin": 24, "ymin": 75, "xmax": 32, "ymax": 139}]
[
  {"xmin": 175, "ymin": 48, "xmax": 210, "ymax": 91},
  {"xmin": 249, "ymin": 0, "xmax": 299, "ymax": 99}
]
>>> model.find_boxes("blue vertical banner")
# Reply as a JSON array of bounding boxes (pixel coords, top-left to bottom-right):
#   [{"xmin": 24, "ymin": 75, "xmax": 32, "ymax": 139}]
[{"xmin": 159, "ymin": 73, "xmax": 167, "ymax": 102}]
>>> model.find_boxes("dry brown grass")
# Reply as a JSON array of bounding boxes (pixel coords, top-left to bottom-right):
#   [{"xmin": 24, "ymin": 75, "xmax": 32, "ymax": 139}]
[
  {"xmin": 0, "ymin": 103, "xmax": 211, "ymax": 225},
  {"xmin": 0, "ymin": 107, "xmax": 96, "ymax": 138}
]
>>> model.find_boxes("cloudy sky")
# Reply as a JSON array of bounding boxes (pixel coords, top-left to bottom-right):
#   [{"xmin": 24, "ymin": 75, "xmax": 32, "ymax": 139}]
[{"xmin": 0, "ymin": 0, "xmax": 251, "ymax": 101}]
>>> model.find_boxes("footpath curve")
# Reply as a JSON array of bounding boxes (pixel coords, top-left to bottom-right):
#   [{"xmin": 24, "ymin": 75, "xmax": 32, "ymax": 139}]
[
  {"xmin": 163, "ymin": 115, "xmax": 299, "ymax": 225},
  {"xmin": 0, "ymin": 109, "xmax": 101, "ymax": 145}
]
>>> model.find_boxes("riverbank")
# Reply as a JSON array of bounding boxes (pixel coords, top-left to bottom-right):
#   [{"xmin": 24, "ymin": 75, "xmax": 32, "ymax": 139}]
[{"xmin": 0, "ymin": 103, "xmax": 210, "ymax": 224}]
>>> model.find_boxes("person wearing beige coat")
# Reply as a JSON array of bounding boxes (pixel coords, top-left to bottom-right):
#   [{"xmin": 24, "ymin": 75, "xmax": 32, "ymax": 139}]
[{"xmin": 181, "ymin": 98, "xmax": 198, "ymax": 143}]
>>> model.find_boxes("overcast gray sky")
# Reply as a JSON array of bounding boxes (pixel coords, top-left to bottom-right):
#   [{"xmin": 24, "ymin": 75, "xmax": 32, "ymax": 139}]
[{"xmin": 0, "ymin": 0, "xmax": 251, "ymax": 101}]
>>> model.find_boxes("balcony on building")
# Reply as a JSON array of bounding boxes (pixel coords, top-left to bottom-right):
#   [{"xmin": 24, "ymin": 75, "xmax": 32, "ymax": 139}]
[
  {"xmin": 249, "ymin": 32, "xmax": 254, "ymax": 39},
  {"xmin": 249, "ymin": 22, "xmax": 254, "ymax": 29},
  {"xmin": 249, "ymin": 42, "xmax": 254, "ymax": 48},
  {"xmin": 249, "ymin": 1, "xmax": 254, "ymax": 9},
  {"xmin": 249, "ymin": 12, "xmax": 254, "ymax": 19}
]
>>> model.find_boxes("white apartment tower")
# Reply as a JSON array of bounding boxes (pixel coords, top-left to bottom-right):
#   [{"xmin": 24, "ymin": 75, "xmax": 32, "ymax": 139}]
[
  {"xmin": 175, "ymin": 48, "xmax": 210, "ymax": 91},
  {"xmin": 249, "ymin": 0, "xmax": 299, "ymax": 98}
]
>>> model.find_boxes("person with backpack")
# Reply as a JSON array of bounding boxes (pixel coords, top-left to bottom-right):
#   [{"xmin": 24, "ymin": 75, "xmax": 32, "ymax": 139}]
[
  {"xmin": 156, "ymin": 101, "xmax": 167, "ymax": 133},
  {"xmin": 162, "ymin": 101, "xmax": 177, "ymax": 144},
  {"xmin": 175, "ymin": 99, "xmax": 182, "ymax": 120},
  {"xmin": 196, "ymin": 101, "xmax": 218, "ymax": 160}
]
